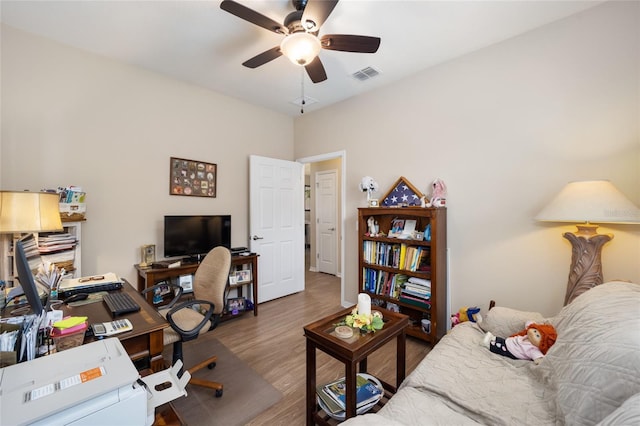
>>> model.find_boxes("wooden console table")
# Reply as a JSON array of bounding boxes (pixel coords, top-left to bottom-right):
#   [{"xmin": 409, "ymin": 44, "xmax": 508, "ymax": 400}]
[{"xmin": 134, "ymin": 254, "xmax": 259, "ymax": 317}]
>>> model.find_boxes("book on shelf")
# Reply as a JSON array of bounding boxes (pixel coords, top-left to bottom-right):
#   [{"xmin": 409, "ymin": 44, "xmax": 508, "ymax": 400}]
[
  {"xmin": 316, "ymin": 384, "xmax": 344, "ymax": 414},
  {"xmin": 322, "ymin": 374, "xmax": 382, "ymax": 410},
  {"xmin": 363, "ymin": 269, "xmax": 410, "ymax": 299},
  {"xmin": 408, "ymin": 277, "xmax": 431, "ymax": 287},
  {"xmin": 401, "ymin": 287, "xmax": 431, "ymax": 299},
  {"xmin": 403, "ymin": 281, "xmax": 431, "ymax": 295},
  {"xmin": 399, "ymin": 293, "xmax": 431, "ymax": 309}
]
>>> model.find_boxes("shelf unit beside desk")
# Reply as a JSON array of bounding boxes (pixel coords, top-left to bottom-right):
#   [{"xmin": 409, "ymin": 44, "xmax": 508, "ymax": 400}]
[{"xmin": 134, "ymin": 254, "xmax": 259, "ymax": 318}]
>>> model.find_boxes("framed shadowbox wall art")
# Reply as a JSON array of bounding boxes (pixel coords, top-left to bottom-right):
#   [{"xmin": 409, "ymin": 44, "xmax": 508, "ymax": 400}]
[{"xmin": 170, "ymin": 157, "xmax": 217, "ymax": 197}]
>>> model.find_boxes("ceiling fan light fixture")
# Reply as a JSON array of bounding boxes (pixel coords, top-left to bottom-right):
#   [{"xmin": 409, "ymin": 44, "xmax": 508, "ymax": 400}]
[{"xmin": 280, "ymin": 32, "xmax": 321, "ymax": 66}]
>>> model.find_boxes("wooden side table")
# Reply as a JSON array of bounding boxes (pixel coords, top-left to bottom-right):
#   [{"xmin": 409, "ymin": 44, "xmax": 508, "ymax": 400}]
[{"xmin": 304, "ymin": 307, "xmax": 408, "ymax": 425}]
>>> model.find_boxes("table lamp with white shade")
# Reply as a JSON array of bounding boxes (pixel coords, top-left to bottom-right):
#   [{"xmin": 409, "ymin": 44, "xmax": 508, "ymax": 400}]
[
  {"xmin": 0, "ymin": 191, "xmax": 63, "ymax": 233},
  {"xmin": 535, "ymin": 180, "xmax": 640, "ymax": 305},
  {"xmin": 0, "ymin": 191, "xmax": 63, "ymax": 287}
]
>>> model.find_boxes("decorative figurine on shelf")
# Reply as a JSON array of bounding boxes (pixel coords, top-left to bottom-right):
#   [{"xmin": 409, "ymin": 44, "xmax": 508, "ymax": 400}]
[
  {"xmin": 367, "ymin": 216, "xmax": 379, "ymax": 236},
  {"xmin": 482, "ymin": 321, "xmax": 557, "ymax": 364},
  {"xmin": 426, "ymin": 178, "xmax": 447, "ymax": 207},
  {"xmin": 359, "ymin": 176, "xmax": 379, "ymax": 206}
]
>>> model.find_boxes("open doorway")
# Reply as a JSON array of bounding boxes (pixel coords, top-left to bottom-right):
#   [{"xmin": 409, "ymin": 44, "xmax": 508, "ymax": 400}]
[{"xmin": 297, "ymin": 151, "xmax": 347, "ymax": 307}]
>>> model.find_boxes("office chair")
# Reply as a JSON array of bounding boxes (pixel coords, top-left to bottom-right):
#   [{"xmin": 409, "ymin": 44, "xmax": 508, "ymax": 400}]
[{"xmin": 144, "ymin": 246, "xmax": 231, "ymax": 397}]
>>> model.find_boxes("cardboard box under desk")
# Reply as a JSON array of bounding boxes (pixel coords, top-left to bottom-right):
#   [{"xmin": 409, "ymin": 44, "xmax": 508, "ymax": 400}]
[{"xmin": 0, "ymin": 322, "xmax": 21, "ymax": 367}]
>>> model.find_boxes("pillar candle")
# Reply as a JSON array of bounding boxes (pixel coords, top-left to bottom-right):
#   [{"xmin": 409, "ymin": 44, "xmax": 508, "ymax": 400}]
[{"xmin": 357, "ymin": 293, "xmax": 371, "ymax": 317}]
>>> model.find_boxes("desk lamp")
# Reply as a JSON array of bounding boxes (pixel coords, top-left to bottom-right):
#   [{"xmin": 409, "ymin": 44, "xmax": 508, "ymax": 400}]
[
  {"xmin": 0, "ymin": 191, "xmax": 63, "ymax": 282},
  {"xmin": 535, "ymin": 180, "xmax": 640, "ymax": 305}
]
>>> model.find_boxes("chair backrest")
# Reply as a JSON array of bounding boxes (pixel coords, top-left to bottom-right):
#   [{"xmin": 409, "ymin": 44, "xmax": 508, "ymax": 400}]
[{"xmin": 193, "ymin": 246, "xmax": 231, "ymax": 315}]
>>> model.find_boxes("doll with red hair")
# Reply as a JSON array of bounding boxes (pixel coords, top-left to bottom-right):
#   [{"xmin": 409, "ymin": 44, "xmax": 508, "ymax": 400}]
[{"xmin": 482, "ymin": 321, "xmax": 557, "ymax": 365}]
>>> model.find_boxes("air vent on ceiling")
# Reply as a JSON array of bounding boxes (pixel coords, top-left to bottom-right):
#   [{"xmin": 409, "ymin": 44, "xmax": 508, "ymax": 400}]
[
  {"xmin": 351, "ymin": 66, "xmax": 380, "ymax": 81},
  {"xmin": 290, "ymin": 96, "xmax": 318, "ymax": 107}
]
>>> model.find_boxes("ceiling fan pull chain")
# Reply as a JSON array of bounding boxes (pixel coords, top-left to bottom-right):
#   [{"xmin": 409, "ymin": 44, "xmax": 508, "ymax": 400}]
[{"xmin": 300, "ymin": 67, "xmax": 306, "ymax": 114}]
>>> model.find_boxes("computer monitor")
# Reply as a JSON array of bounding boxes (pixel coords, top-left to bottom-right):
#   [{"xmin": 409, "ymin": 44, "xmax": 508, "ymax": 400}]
[{"xmin": 14, "ymin": 234, "xmax": 46, "ymax": 315}]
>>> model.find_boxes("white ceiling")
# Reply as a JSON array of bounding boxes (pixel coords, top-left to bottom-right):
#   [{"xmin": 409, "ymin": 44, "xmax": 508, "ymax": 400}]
[{"xmin": 1, "ymin": 0, "xmax": 604, "ymax": 116}]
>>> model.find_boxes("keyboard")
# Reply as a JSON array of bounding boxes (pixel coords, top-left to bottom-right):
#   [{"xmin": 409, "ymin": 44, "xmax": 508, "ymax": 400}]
[{"xmin": 103, "ymin": 292, "xmax": 141, "ymax": 316}]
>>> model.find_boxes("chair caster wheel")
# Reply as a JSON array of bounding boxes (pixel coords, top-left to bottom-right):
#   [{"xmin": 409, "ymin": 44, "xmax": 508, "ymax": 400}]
[
  {"xmin": 215, "ymin": 389, "xmax": 223, "ymax": 397},
  {"xmin": 208, "ymin": 362, "xmax": 216, "ymax": 369}
]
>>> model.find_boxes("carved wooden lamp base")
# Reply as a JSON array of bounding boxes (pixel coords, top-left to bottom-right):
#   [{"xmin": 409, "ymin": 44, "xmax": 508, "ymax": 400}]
[{"xmin": 562, "ymin": 223, "xmax": 612, "ymax": 305}]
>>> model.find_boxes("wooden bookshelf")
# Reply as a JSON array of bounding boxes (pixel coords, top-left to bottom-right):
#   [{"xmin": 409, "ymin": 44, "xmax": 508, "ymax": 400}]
[{"xmin": 358, "ymin": 207, "xmax": 447, "ymax": 343}]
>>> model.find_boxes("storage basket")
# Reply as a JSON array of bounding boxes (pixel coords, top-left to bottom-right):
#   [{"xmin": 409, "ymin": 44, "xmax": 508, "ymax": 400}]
[{"xmin": 50, "ymin": 322, "xmax": 87, "ymax": 351}]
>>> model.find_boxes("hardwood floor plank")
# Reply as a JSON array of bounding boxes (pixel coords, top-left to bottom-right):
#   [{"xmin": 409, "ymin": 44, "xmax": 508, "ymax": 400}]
[{"xmin": 212, "ymin": 264, "xmax": 432, "ymax": 425}]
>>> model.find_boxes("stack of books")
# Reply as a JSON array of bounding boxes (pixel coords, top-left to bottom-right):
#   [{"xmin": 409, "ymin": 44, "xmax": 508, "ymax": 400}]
[
  {"xmin": 399, "ymin": 277, "xmax": 431, "ymax": 309},
  {"xmin": 37, "ymin": 232, "xmax": 78, "ymax": 272},
  {"xmin": 316, "ymin": 374, "xmax": 382, "ymax": 416}
]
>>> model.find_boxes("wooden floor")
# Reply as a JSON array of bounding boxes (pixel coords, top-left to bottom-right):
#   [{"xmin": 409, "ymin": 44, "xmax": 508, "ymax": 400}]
[{"xmin": 212, "ymin": 259, "xmax": 432, "ymax": 425}]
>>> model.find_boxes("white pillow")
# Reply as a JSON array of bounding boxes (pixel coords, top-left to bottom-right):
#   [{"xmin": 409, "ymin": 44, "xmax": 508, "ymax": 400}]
[{"xmin": 477, "ymin": 306, "xmax": 545, "ymax": 337}]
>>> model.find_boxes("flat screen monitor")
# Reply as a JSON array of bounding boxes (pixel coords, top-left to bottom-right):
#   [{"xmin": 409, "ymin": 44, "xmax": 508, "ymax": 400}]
[
  {"xmin": 14, "ymin": 234, "xmax": 46, "ymax": 314},
  {"xmin": 164, "ymin": 215, "xmax": 231, "ymax": 258}
]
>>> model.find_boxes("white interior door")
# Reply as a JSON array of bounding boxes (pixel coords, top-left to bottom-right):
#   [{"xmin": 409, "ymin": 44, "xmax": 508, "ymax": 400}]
[
  {"xmin": 316, "ymin": 170, "xmax": 337, "ymax": 275},
  {"xmin": 250, "ymin": 155, "xmax": 304, "ymax": 303}
]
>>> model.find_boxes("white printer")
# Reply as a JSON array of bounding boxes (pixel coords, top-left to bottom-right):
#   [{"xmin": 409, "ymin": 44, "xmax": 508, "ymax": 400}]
[{"xmin": 0, "ymin": 338, "xmax": 189, "ymax": 426}]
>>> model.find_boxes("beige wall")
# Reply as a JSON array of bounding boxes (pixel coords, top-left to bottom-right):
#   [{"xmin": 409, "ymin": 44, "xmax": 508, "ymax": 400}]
[
  {"xmin": 2, "ymin": 2, "xmax": 638, "ymax": 317},
  {"xmin": 294, "ymin": 1, "xmax": 640, "ymax": 316},
  {"xmin": 1, "ymin": 25, "xmax": 294, "ymax": 285}
]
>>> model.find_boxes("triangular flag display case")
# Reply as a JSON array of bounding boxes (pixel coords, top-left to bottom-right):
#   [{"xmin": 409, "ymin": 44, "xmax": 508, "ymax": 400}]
[{"xmin": 380, "ymin": 176, "xmax": 424, "ymax": 207}]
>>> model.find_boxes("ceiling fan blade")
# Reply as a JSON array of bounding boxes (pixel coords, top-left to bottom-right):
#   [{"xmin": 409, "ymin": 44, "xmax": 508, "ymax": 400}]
[
  {"xmin": 220, "ymin": 0, "xmax": 287, "ymax": 35},
  {"xmin": 301, "ymin": 0, "xmax": 339, "ymax": 31},
  {"xmin": 242, "ymin": 46, "xmax": 282, "ymax": 68},
  {"xmin": 305, "ymin": 56, "xmax": 327, "ymax": 83},
  {"xmin": 320, "ymin": 34, "xmax": 381, "ymax": 53}
]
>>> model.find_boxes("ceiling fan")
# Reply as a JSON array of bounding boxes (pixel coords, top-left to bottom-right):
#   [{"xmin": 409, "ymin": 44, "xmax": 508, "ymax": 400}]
[{"xmin": 220, "ymin": 0, "xmax": 381, "ymax": 83}]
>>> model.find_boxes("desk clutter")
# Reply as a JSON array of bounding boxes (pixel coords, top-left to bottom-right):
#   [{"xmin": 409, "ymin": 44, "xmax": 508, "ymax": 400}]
[
  {"xmin": 49, "ymin": 316, "xmax": 88, "ymax": 351},
  {"xmin": 0, "ymin": 313, "xmax": 45, "ymax": 366},
  {"xmin": 1, "ymin": 271, "xmax": 137, "ymax": 362},
  {"xmin": 58, "ymin": 272, "xmax": 123, "ymax": 297}
]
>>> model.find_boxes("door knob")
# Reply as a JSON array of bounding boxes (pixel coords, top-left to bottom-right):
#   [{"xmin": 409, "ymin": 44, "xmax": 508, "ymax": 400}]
[
  {"xmin": 252, "ymin": 235, "xmax": 264, "ymax": 240},
  {"xmin": 329, "ymin": 228, "xmax": 335, "ymax": 231}
]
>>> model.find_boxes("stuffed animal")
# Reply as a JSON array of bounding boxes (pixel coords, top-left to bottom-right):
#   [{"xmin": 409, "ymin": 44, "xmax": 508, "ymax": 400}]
[
  {"xmin": 426, "ymin": 178, "xmax": 447, "ymax": 207},
  {"xmin": 451, "ymin": 306, "xmax": 482, "ymax": 327},
  {"xmin": 359, "ymin": 176, "xmax": 379, "ymax": 202},
  {"xmin": 482, "ymin": 321, "xmax": 557, "ymax": 364}
]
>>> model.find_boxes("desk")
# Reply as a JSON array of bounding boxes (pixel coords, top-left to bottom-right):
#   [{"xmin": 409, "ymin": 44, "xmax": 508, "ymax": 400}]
[
  {"xmin": 135, "ymin": 254, "xmax": 259, "ymax": 317},
  {"xmin": 62, "ymin": 281, "xmax": 168, "ymax": 372}
]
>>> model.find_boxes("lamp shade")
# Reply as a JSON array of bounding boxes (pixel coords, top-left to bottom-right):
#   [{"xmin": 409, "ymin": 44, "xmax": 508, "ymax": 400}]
[
  {"xmin": 280, "ymin": 32, "xmax": 321, "ymax": 66},
  {"xmin": 0, "ymin": 191, "xmax": 63, "ymax": 233},
  {"xmin": 535, "ymin": 180, "xmax": 640, "ymax": 224}
]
